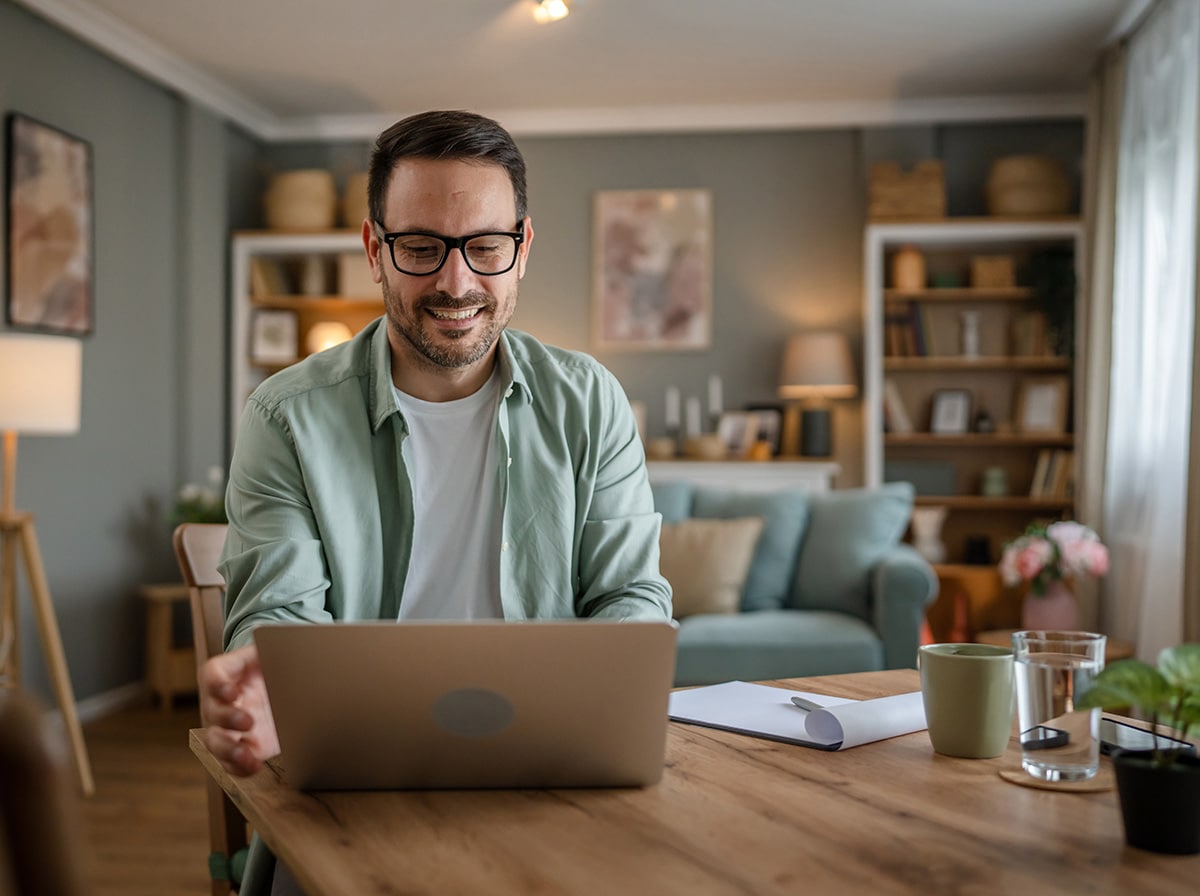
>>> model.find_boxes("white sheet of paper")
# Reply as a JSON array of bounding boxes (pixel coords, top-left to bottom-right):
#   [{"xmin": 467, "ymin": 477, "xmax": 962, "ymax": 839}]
[{"xmin": 668, "ymin": 680, "xmax": 927, "ymax": 751}]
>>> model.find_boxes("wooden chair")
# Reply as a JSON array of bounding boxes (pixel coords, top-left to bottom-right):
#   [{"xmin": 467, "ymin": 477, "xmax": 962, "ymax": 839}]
[
  {"xmin": 0, "ymin": 688, "xmax": 92, "ymax": 895},
  {"xmin": 173, "ymin": 523, "xmax": 248, "ymax": 895}
]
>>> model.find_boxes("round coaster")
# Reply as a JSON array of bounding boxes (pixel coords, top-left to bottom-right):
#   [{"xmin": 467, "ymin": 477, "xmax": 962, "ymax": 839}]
[{"xmin": 998, "ymin": 765, "xmax": 1114, "ymax": 793}]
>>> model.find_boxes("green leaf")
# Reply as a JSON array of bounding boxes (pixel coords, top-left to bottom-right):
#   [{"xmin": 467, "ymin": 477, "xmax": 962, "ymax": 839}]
[
  {"xmin": 1159, "ymin": 644, "xmax": 1200, "ymax": 692},
  {"xmin": 1076, "ymin": 659, "xmax": 1169, "ymax": 713}
]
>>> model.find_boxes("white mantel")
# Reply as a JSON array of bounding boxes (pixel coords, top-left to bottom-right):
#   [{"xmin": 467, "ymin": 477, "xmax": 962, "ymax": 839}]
[{"xmin": 646, "ymin": 460, "xmax": 839, "ymax": 493}]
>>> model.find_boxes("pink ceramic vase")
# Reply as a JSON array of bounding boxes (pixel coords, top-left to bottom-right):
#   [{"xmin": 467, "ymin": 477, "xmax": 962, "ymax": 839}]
[{"xmin": 1020, "ymin": 579, "xmax": 1079, "ymax": 630}]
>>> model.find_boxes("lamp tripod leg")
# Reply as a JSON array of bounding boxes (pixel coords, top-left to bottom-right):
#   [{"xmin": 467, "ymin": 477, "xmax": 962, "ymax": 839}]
[
  {"xmin": 0, "ymin": 530, "xmax": 17, "ymax": 685},
  {"xmin": 15, "ymin": 516, "xmax": 95, "ymax": 796}
]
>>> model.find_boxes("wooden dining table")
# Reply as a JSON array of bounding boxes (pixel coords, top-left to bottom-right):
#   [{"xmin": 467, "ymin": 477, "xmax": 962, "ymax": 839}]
[{"xmin": 190, "ymin": 669, "xmax": 1199, "ymax": 894}]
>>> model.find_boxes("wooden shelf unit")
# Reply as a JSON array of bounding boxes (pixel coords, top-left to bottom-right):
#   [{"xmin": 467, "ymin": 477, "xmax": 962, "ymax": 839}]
[
  {"xmin": 863, "ymin": 218, "xmax": 1084, "ymax": 564},
  {"xmin": 229, "ymin": 230, "xmax": 382, "ymax": 440}
]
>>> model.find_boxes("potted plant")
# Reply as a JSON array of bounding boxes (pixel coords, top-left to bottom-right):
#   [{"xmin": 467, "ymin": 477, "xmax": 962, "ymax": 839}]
[
  {"xmin": 169, "ymin": 465, "xmax": 228, "ymax": 527},
  {"xmin": 1078, "ymin": 643, "xmax": 1200, "ymax": 854}
]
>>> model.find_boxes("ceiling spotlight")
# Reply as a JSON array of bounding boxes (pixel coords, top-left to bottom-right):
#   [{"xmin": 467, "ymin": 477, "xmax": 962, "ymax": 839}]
[{"xmin": 533, "ymin": 0, "xmax": 570, "ymax": 24}]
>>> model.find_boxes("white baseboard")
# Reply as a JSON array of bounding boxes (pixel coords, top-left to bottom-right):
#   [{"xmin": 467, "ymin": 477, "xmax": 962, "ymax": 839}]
[{"xmin": 44, "ymin": 681, "xmax": 150, "ymax": 728}]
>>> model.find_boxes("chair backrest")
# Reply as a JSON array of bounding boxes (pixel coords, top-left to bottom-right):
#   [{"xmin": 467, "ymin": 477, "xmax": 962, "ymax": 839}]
[
  {"xmin": 173, "ymin": 523, "xmax": 229, "ymax": 668},
  {"xmin": 172, "ymin": 522, "xmax": 247, "ymax": 894},
  {"xmin": 0, "ymin": 689, "xmax": 92, "ymax": 896}
]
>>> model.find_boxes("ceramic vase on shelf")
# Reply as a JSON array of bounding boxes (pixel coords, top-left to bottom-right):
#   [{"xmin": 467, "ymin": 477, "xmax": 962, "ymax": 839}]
[
  {"xmin": 910, "ymin": 506, "xmax": 948, "ymax": 565},
  {"xmin": 1020, "ymin": 579, "xmax": 1079, "ymax": 631}
]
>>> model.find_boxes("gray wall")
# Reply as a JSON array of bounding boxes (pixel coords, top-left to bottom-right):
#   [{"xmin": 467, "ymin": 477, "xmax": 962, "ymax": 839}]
[
  {"xmin": 261, "ymin": 122, "xmax": 1081, "ymax": 492},
  {"xmin": 1, "ymin": 1, "xmax": 1082, "ymax": 705},
  {"xmin": 0, "ymin": 2, "xmax": 258, "ymax": 703}
]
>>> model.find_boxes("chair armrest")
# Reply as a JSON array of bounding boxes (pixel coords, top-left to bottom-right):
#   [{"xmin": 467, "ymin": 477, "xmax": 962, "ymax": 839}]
[{"xmin": 869, "ymin": 544, "xmax": 939, "ymax": 670}]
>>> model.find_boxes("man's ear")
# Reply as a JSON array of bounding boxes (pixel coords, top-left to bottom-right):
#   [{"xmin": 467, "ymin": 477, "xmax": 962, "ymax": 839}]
[
  {"xmin": 362, "ymin": 219, "xmax": 385, "ymax": 284},
  {"xmin": 516, "ymin": 217, "xmax": 534, "ymax": 280}
]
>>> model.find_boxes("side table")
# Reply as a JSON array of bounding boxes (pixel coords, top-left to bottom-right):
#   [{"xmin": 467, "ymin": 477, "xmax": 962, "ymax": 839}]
[
  {"xmin": 139, "ymin": 583, "xmax": 197, "ymax": 711},
  {"xmin": 976, "ymin": 629, "xmax": 1136, "ymax": 663}
]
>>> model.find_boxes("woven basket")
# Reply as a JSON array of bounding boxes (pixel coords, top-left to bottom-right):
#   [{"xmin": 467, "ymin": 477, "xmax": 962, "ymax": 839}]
[
  {"xmin": 264, "ymin": 170, "xmax": 337, "ymax": 231},
  {"xmin": 340, "ymin": 173, "xmax": 370, "ymax": 228},
  {"xmin": 986, "ymin": 155, "xmax": 1070, "ymax": 217},
  {"xmin": 869, "ymin": 160, "xmax": 946, "ymax": 220}
]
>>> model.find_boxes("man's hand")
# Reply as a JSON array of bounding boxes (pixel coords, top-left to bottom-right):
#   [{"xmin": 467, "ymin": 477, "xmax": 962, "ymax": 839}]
[{"xmin": 199, "ymin": 643, "xmax": 280, "ymax": 777}]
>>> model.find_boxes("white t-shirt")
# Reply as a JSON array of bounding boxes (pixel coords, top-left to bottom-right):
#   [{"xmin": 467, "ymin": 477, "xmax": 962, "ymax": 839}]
[{"xmin": 392, "ymin": 372, "xmax": 503, "ymax": 619}]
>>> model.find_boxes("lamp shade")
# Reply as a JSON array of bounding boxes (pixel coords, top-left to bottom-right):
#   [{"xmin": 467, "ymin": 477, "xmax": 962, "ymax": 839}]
[
  {"xmin": 0, "ymin": 333, "xmax": 82, "ymax": 434},
  {"xmin": 778, "ymin": 331, "xmax": 858, "ymax": 400}
]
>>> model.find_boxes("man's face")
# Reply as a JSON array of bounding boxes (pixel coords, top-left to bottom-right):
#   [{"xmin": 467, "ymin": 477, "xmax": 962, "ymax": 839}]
[{"xmin": 364, "ymin": 158, "xmax": 532, "ymax": 376}]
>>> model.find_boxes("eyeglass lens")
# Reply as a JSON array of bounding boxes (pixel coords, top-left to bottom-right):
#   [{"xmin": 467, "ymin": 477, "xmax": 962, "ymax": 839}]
[{"xmin": 389, "ymin": 233, "xmax": 519, "ymax": 276}]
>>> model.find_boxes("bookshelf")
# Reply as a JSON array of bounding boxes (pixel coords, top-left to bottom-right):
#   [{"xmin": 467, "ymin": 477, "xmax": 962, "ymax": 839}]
[
  {"xmin": 229, "ymin": 230, "xmax": 382, "ymax": 440},
  {"xmin": 863, "ymin": 218, "xmax": 1083, "ymax": 565}
]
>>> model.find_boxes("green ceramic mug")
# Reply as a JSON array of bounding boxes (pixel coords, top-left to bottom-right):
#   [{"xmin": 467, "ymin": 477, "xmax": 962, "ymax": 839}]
[{"xmin": 919, "ymin": 643, "xmax": 1015, "ymax": 759}]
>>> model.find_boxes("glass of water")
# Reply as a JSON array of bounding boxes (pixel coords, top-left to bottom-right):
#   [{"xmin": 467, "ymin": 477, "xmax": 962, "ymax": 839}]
[{"xmin": 1012, "ymin": 630, "xmax": 1107, "ymax": 782}]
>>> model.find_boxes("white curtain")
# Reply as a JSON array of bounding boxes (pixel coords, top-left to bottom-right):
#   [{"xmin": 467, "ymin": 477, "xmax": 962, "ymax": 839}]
[{"xmin": 1102, "ymin": 0, "xmax": 1199, "ymax": 659}]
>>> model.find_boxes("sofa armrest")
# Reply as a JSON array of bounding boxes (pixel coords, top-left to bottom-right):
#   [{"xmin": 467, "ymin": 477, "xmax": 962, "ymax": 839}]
[{"xmin": 870, "ymin": 544, "xmax": 939, "ymax": 670}]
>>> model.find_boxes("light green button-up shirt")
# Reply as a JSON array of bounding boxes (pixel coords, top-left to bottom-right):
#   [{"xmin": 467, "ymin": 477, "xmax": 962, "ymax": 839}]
[{"xmin": 220, "ymin": 318, "xmax": 672, "ymax": 649}]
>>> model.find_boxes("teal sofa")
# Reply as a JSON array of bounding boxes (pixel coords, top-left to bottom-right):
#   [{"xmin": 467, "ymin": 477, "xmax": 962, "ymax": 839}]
[{"xmin": 652, "ymin": 480, "xmax": 937, "ymax": 686}]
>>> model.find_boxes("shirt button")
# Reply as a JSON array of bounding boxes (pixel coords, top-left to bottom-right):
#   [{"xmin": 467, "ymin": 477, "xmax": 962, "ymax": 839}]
[
  {"xmin": 507, "ymin": 456, "xmax": 513, "ymax": 467},
  {"xmin": 502, "ymin": 542, "xmax": 510, "ymax": 552},
  {"xmin": 505, "ymin": 387, "xmax": 513, "ymax": 398}
]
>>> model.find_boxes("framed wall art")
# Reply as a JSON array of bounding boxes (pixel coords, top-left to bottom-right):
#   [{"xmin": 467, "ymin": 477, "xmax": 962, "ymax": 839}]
[
  {"xmin": 5, "ymin": 113, "xmax": 94, "ymax": 335},
  {"xmin": 592, "ymin": 188, "xmax": 712, "ymax": 351}
]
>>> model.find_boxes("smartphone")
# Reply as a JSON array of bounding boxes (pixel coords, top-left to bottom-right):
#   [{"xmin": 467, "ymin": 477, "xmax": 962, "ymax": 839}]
[
  {"xmin": 1020, "ymin": 725, "xmax": 1070, "ymax": 750},
  {"xmin": 1100, "ymin": 718, "xmax": 1197, "ymax": 756}
]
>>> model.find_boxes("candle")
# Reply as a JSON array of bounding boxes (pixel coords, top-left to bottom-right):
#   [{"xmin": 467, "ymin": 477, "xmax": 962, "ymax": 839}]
[
  {"xmin": 708, "ymin": 375, "xmax": 723, "ymax": 417},
  {"xmin": 665, "ymin": 386, "xmax": 680, "ymax": 429},
  {"xmin": 685, "ymin": 396, "xmax": 701, "ymax": 438}
]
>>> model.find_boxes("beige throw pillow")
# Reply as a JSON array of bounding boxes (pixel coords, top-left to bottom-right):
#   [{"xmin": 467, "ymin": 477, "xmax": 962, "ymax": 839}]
[{"xmin": 659, "ymin": 517, "xmax": 765, "ymax": 619}]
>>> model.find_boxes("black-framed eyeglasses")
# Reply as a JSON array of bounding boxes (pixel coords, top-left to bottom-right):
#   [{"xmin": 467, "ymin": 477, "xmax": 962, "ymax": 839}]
[{"xmin": 374, "ymin": 221, "xmax": 525, "ymax": 276}]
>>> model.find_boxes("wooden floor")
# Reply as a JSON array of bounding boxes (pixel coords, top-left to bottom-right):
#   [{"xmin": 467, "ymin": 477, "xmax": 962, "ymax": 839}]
[{"xmin": 79, "ymin": 698, "xmax": 212, "ymax": 895}]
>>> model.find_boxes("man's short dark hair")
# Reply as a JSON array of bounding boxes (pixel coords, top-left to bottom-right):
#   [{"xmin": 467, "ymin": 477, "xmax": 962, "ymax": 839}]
[{"xmin": 368, "ymin": 110, "xmax": 528, "ymax": 225}]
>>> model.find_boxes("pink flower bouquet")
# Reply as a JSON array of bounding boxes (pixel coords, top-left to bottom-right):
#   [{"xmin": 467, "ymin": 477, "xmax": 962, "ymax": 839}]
[{"xmin": 999, "ymin": 520, "xmax": 1109, "ymax": 595}]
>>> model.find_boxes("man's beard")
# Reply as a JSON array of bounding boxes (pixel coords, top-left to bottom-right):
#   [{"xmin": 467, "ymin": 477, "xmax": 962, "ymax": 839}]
[{"xmin": 382, "ymin": 281, "xmax": 510, "ymax": 370}]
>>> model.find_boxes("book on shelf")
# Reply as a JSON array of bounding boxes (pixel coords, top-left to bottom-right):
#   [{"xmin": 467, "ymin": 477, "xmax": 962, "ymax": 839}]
[
  {"xmin": 1029, "ymin": 448, "xmax": 1074, "ymax": 499},
  {"xmin": 250, "ymin": 258, "xmax": 291, "ymax": 297},
  {"xmin": 883, "ymin": 301, "xmax": 931, "ymax": 357},
  {"xmin": 1011, "ymin": 311, "xmax": 1049, "ymax": 357},
  {"xmin": 882, "ymin": 379, "xmax": 914, "ymax": 434}
]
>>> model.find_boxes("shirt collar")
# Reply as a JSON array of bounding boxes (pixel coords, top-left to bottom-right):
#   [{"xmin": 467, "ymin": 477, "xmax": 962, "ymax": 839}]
[{"xmin": 366, "ymin": 320, "xmax": 531, "ymax": 433}]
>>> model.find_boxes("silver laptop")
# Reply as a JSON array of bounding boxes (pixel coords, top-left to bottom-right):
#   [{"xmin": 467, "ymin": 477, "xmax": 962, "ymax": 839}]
[{"xmin": 253, "ymin": 619, "xmax": 678, "ymax": 791}]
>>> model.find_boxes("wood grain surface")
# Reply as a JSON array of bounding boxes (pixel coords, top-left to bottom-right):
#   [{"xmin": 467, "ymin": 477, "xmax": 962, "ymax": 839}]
[{"xmin": 191, "ymin": 670, "xmax": 1200, "ymax": 895}]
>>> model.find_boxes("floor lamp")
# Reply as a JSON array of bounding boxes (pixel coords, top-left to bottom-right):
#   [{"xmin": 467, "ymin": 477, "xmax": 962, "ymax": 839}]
[
  {"xmin": 0, "ymin": 332, "xmax": 93, "ymax": 796},
  {"xmin": 778, "ymin": 331, "xmax": 858, "ymax": 457}
]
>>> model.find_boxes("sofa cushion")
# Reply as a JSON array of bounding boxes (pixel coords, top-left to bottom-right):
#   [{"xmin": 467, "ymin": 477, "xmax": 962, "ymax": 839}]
[
  {"xmin": 673, "ymin": 609, "xmax": 884, "ymax": 686},
  {"xmin": 692, "ymin": 487, "xmax": 811, "ymax": 612},
  {"xmin": 650, "ymin": 481, "xmax": 694, "ymax": 524},
  {"xmin": 788, "ymin": 482, "xmax": 914, "ymax": 620},
  {"xmin": 659, "ymin": 517, "xmax": 765, "ymax": 619}
]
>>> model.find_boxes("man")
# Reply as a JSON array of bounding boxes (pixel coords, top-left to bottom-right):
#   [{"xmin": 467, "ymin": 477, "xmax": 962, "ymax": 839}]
[{"xmin": 201, "ymin": 110, "xmax": 671, "ymax": 781}]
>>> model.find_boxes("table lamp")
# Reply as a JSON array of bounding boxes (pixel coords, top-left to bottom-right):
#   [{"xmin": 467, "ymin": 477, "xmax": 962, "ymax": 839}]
[
  {"xmin": 778, "ymin": 331, "xmax": 858, "ymax": 457},
  {"xmin": 0, "ymin": 332, "xmax": 93, "ymax": 795}
]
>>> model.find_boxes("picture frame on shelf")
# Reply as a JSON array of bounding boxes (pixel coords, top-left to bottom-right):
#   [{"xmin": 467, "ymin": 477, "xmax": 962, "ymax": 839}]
[
  {"xmin": 250, "ymin": 309, "xmax": 299, "ymax": 366},
  {"xmin": 591, "ymin": 188, "xmax": 712, "ymax": 351},
  {"xmin": 929, "ymin": 388, "xmax": 972, "ymax": 435},
  {"xmin": 1015, "ymin": 376, "xmax": 1069, "ymax": 433},
  {"xmin": 716, "ymin": 411, "xmax": 756, "ymax": 457},
  {"xmin": 5, "ymin": 113, "xmax": 94, "ymax": 335},
  {"xmin": 743, "ymin": 406, "xmax": 783, "ymax": 456}
]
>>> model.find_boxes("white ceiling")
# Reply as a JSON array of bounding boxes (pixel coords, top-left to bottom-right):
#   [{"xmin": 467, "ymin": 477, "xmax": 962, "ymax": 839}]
[{"xmin": 17, "ymin": 0, "xmax": 1141, "ymax": 141}]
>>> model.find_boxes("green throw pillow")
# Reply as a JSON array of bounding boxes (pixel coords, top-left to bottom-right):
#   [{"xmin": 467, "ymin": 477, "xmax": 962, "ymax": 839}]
[
  {"xmin": 650, "ymin": 481, "xmax": 694, "ymax": 524},
  {"xmin": 788, "ymin": 481, "xmax": 914, "ymax": 620}
]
